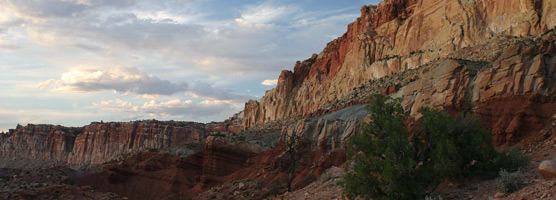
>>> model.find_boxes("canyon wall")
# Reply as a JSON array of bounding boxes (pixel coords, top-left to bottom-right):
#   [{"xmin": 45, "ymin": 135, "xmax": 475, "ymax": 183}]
[
  {"xmin": 0, "ymin": 121, "xmax": 207, "ymax": 165},
  {"xmin": 395, "ymin": 37, "xmax": 556, "ymax": 144},
  {"xmin": 242, "ymin": 0, "xmax": 556, "ymax": 128}
]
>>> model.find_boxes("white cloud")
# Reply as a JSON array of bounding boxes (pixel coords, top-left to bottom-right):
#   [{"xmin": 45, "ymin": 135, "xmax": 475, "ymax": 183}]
[
  {"xmin": 0, "ymin": 109, "xmax": 97, "ymax": 131},
  {"xmin": 0, "ymin": 40, "xmax": 20, "ymax": 50},
  {"xmin": 261, "ymin": 79, "xmax": 278, "ymax": 86},
  {"xmin": 0, "ymin": 0, "xmax": 365, "ymax": 128},
  {"xmin": 93, "ymin": 99, "xmax": 238, "ymax": 119},
  {"xmin": 134, "ymin": 10, "xmax": 192, "ymax": 24},
  {"xmin": 37, "ymin": 67, "xmax": 188, "ymax": 95},
  {"xmin": 91, "ymin": 99, "xmax": 132, "ymax": 110},
  {"xmin": 1, "ymin": 0, "xmax": 138, "ymax": 19},
  {"xmin": 239, "ymin": 3, "xmax": 297, "ymax": 24},
  {"xmin": 37, "ymin": 67, "xmax": 254, "ymax": 101}
]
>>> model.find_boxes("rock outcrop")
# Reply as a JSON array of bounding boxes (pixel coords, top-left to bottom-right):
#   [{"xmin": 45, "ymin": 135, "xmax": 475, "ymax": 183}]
[
  {"xmin": 242, "ymin": 0, "xmax": 556, "ymax": 130},
  {"xmin": 76, "ymin": 137, "xmax": 265, "ymax": 200},
  {"xmin": 395, "ymin": 36, "xmax": 556, "ymax": 144},
  {"xmin": 0, "ymin": 124, "xmax": 81, "ymax": 163},
  {"xmin": 0, "ymin": 121, "xmax": 207, "ymax": 165},
  {"xmin": 539, "ymin": 160, "xmax": 556, "ymax": 179},
  {"xmin": 241, "ymin": 0, "xmax": 556, "ymax": 147},
  {"xmin": 205, "ymin": 112, "xmax": 243, "ymax": 134},
  {"xmin": 280, "ymin": 105, "xmax": 369, "ymax": 151}
]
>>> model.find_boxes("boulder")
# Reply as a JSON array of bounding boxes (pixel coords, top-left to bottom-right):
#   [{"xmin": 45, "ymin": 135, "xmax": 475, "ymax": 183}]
[{"xmin": 539, "ymin": 160, "xmax": 556, "ymax": 179}]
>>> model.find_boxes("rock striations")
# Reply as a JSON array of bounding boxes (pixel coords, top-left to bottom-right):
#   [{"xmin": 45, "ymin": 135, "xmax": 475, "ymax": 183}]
[
  {"xmin": 0, "ymin": 121, "xmax": 207, "ymax": 165},
  {"xmin": 242, "ymin": 0, "xmax": 556, "ymax": 130},
  {"xmin": 242, "ymin": 0, "xmax": 556, "ymax": 146},
  {"xmin": 0, "ymin": 0, "xmax": 555, "ymax": 198}
]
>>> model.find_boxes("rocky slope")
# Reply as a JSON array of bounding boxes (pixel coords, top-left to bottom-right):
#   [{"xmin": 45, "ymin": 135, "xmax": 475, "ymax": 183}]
[
  {"xmin": 75, "ymin": 137, "xmax": 266, "ymax": 200},
  {"xmin": 242, "ymin": 0, "xmax": 556, "ymax": 132},
  {"xmin": 396, "ymin": 34, "xmax": 556, "ymax": 145}
]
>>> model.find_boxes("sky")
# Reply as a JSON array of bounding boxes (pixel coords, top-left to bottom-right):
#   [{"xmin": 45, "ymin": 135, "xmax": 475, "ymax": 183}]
[{"xmin": 0, "ymin": 0, "xmax": 378, "ymax": 131}]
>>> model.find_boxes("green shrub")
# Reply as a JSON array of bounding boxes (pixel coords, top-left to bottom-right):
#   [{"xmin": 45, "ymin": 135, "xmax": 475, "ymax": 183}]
[
  {"xmin": 497, "ymin": 169, "xmax": 525, "ymax": 193},
  {"xmin": 207, "ymin": 194, "xmax": 217, "ymax": 200},
  {"xmin": 343, "ymin": 94, "xmax": 501, "ymax": 200},
  {"xmin": 492, "ymin": 148, "xmax": 529, "ymax": 173},
  {"xmin": 343, "ymin": 94, "xmax": 435, "ymax": 200},
  {"xmin": 212, "ymin": 132, "xmax": 226, "ymax": 137},
  {"xmin": 418, "ymin": 108, "xmax": 498, "ymax": 181},
  {"xmin": 268, "ymin": 180, "xmax": 283, "ymax": 195}
]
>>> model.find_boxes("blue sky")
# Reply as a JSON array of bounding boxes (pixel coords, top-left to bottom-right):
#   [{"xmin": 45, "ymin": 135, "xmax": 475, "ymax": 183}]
[{"xmin": 0, "ymin": 0, "xmax": 378, "ymax": 131}]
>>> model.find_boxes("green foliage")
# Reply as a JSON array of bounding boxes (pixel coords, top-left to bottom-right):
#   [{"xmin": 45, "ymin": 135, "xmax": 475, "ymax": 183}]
[
  {"xmin": 207, "ymin": 193, "xmax": 217, "ymax": 200},
  {"xmin": 234, "ymin": 135, "xmax": 246, "ymax": 142},
  {"xmin": 410, "ymin": 50, "xmax": 425, "ymax": 55},
  {"xmin": 268, "ymin": 180, "xmax": 284, "ymax": 195},
  {"xmin": 417, "ymin": 108, "xmax": 497, "ymax": 180},
  {"xmin": 343, "ymin": 94, "xmax": 510, "ymax": 200},
  {"xmin": 343, "ymin": 94, "xmax": 433, "ymax": 200},
  {"xmin": 377, "ymin": 55, "xmax": 401, "ymax": 62},
  {"xmin": 497, "ymin": 169, "xmax": 525, "ymax": 193},
  {"xmin": 491, "ymin": 148, "xmax": 529, "ymax": 174},
  {"xmin": 211, "ymin": 132, "xmax": 226, "ymax": 137}
]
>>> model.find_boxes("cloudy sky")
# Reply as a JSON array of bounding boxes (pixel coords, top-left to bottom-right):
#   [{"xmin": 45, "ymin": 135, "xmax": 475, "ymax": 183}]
[{"xmin": 0, "ymin": 0, "xmax": 377, "ymax": 131}]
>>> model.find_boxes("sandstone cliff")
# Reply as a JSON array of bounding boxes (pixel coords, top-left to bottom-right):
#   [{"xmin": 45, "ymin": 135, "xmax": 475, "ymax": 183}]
[
  {"xmin": 242, "ymin": 0, "xmax": 556, "ymax": 130},
  {"xmin": 1, "ymin": 0, "xmax": 556, "ymax": 198},
  {"xmin": 395, "ymin": 36, "xmax": 556, "ymax": 145},
  {"xmin": 0, "ymin": 121, "xmax": 207, "ymax": 165}
]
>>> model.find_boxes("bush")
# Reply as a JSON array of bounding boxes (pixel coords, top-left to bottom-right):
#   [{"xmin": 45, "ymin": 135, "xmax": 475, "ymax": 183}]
[
  {"xmin": 207, "ymin": 194, "xmax": 217, "ymax": 200},
  {"xmin": 268, "ymin": 180, "xmax": 284, "ymax": 196},
  {"xmin": 343, "ymin": 94, "xmax": 435, "ymax": 200},
  {"xmin": 418, "ymin": 108, "xmax": 498, "ymax": 181},
  {"xmin": 343, "ymin": 94, "xmax": 501, "ymax": 200},
  {"xmin": 492, "ymin": 148, "xmax": 529, "ymax": 173},
  {"xmin": 211, "ymin": 132, "xmax": 226, "ymax": 137},
  {"xmin": 497, "ymin": 169, "xmax": 525, "ymax": 193}
]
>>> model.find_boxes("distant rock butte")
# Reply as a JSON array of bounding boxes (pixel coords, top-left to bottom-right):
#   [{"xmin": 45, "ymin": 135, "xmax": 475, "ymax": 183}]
[{"xmin": 0, "ymin": 118, "xmax": 242, "ymax": 165}]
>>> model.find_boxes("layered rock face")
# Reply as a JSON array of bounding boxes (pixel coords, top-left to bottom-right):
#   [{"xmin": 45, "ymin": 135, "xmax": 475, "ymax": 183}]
[
  {"xmin": 205, "ymin": 112, "xmax": 243, "ymax": 134},
  {"xmin": 76, "ymin": 137, "xmax": 265, "ymax": 200},
  {"xmin": 242, "ymin": 0, "xmax": 556, "ymax": 129},
  {"xmin": 280, "ymin": 105, "xmax": 369, "ymax": 151},
  {"xmin": 0, "ymin": 121, "xmax": 207, "ymax": 165},
  {"xmin": 0, "ymin": 124, "xmax": 80, "ymax": 162},
  {"xmin": 395, "ymin": 36, "xmax": 556, "ymax": 144}
]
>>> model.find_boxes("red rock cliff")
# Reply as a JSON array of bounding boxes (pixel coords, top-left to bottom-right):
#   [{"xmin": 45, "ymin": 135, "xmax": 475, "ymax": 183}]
[
  {"xmin": 76, "ymin": 137, "xmax": 266, "ymax": 200},
  {"xmin": 0, "ymin": 121, "xmax": 207, "ymax": 165},
  {"xmin": 242, "ymin": 0, "xmax": 556, "ymax": 129}
]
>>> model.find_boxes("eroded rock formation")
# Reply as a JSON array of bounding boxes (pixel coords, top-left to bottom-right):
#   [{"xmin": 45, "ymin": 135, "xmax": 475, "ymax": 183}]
[
  {"xmin": 76, "ymin": 137, "xmax": 265, "ymax": 200},
  {"xmin": 0, "ymin": 121, "xmax": 207, "ymax": 165},
  {"xmin": 242, "ymin": 0, "xmax": 556, "ymax": 130},
  {"xmin": 1, "ymin": 0, "xmax": 556, "ymax": 199}
]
